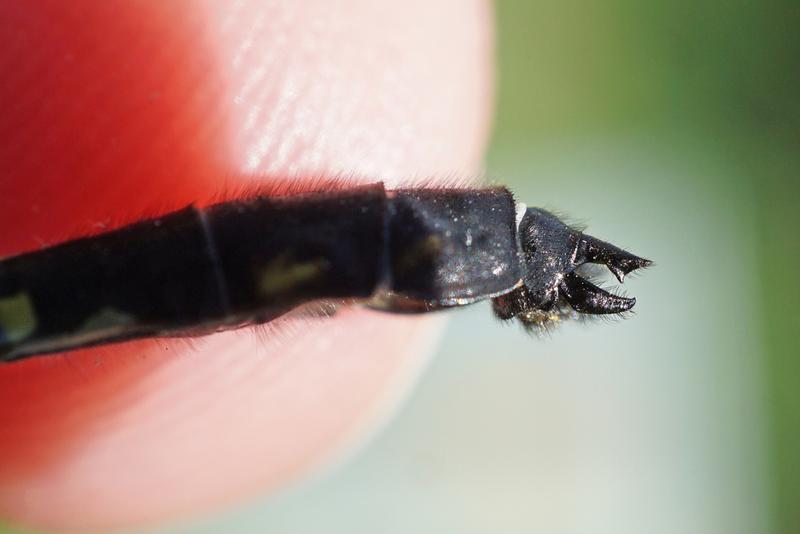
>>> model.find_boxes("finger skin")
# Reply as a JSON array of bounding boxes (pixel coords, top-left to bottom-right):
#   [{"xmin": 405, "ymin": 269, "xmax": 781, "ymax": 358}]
[{"xmin": 0, "ymin": 1, "xmax": 493, "ymax": 530}]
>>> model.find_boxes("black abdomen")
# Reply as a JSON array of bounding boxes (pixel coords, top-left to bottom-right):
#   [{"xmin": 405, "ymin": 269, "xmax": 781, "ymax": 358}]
[{"xmin": 0, "ymin": 183, "xmax": 521, "ymax": 361}]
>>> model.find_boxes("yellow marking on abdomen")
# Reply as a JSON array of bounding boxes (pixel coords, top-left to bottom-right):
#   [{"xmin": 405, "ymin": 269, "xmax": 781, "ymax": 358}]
[
  {"xmin": 0, "ymin": 292, "xmax": 37, "ymax": 344},
  {"xmin": 258, "ymin": 254, "xmax": 329, "ymax": 297}
]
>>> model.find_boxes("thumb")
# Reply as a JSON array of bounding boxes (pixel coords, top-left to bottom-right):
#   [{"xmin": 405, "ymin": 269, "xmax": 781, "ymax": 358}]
[{"xmin": 0, "ymin": 1, "xmax": 493, "ymax": 530}]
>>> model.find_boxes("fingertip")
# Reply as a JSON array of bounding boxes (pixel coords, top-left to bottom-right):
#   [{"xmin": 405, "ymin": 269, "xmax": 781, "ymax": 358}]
[{"xmin": 0, "ymin": 0, "xmax": 494, "ymax": 529}]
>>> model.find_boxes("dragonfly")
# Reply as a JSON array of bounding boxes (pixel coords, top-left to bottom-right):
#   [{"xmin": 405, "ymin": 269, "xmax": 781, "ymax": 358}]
[{"xmin": 0, "ymin": 182, "xmax": 650, "ymax": 362}]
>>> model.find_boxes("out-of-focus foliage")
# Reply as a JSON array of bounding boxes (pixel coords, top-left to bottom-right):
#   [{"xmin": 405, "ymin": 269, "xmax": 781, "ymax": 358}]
[
  {"xmin": 492, "ymin": 2, "xmax": 799, "ymax": 533},
  {"xmin": 494, "ymin": 0, "xmax": 800, "ymax": 143}
]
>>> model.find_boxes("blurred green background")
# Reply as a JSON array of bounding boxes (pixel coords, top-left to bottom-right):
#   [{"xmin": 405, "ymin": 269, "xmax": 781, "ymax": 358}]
[
  {"xmin": 7, "ymin": 0, "xmax": 799, "ymax": 532},
  {"xmin": 172, "ymin": 1, "xmax": 794, "ymax": 533}
]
